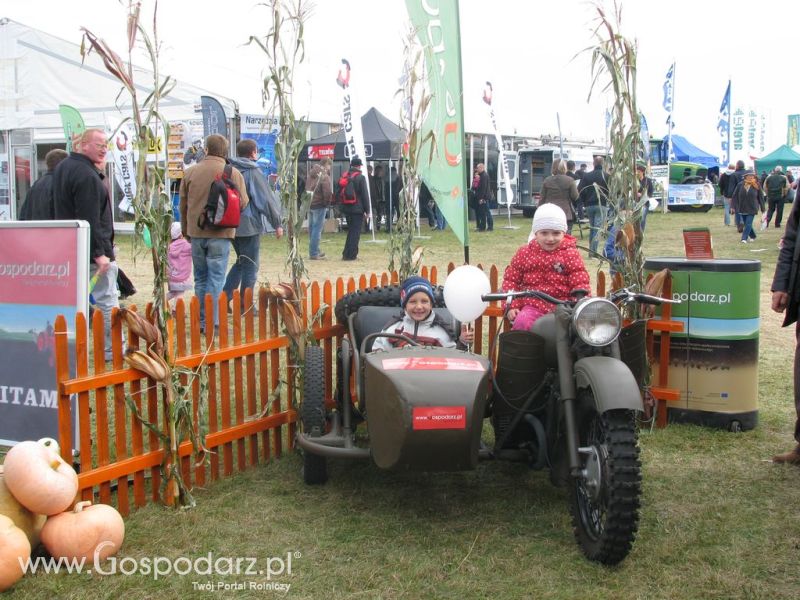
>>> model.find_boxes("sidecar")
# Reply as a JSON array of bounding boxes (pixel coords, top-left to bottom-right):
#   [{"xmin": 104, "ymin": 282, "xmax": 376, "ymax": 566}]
[{"xmin": 296, "ymin": 286, "xmax": 491, "ymax": 484}]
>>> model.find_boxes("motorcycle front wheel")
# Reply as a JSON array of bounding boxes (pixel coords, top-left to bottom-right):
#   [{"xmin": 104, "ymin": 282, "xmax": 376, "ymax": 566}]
[{"xmin": 569, "ymin": 406, "xmax": 641, "ymax": 565}]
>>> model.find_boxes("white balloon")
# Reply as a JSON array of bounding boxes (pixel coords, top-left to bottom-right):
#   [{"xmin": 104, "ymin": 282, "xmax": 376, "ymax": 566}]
[{"xmin": 443, "ymin": 265, "xmax": 491, "ymax": 322}]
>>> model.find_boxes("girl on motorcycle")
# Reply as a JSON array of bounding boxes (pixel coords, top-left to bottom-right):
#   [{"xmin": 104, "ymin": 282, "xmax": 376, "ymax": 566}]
[{"xmin": 504, "ymin": 204, "xmax": 590, "ymax": 331}]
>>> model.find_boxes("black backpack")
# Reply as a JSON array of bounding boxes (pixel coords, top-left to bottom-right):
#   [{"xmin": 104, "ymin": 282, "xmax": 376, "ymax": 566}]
[
  {"xmin": 197, "ymin": 164, "xmax": 241, "ymax": 229},
  {"xmin": 337, "ymin": 170, "xmax": 359, "ymax": 205}
]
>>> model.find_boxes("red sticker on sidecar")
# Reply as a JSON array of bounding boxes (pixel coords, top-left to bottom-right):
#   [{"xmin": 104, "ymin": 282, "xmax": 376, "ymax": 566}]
[
  {"xmin": 412, "ymin": 406, "xmax": 467, "ymax": 430},
  {"xmin": 381, "ymin": 357, "xmax": 484, "ymax": 371}
]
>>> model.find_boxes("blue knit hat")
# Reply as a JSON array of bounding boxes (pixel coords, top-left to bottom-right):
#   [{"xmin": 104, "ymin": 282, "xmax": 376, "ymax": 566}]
[{"xmin": 400, "ymin": 276, "xmax": 434, "ymax": 308}]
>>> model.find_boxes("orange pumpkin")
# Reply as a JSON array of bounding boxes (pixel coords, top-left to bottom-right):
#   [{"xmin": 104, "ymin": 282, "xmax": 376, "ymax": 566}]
[
  {"xmin": 0, "ymin": 514, "xmax": 31, "ymax": 592},
  {"xmin": 0, "ymin": 466, "xmax": 46, "ymax": 549},
  {"xmin": 41, "ymin": 501, "xmax": 125, "ymax": 562},
  {"xmin": 3, "ymin": 438, "xmax": 78, "ymax": 516}
]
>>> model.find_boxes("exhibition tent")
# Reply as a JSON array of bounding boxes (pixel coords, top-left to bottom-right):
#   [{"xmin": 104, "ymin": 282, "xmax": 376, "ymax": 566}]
[
  {"xmin": 300, "ymin": 107, "xmax": 405, "ymax": 162},
  {"xmin": 0, "ymin": 18, "xmax": 237, "ymax": 133},
  {"xmin": 670, "ymin": 135, "xmax": 719, "ymax": 169},
  {"xmin": 754, "ymin": 145, "xmax": 800, "ymax": 175}
]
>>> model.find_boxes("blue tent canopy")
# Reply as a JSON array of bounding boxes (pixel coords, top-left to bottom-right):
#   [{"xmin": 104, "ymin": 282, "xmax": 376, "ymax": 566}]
[{"xmin": 670, "ymin": 135, "xmax": 720, "ymax": 168}]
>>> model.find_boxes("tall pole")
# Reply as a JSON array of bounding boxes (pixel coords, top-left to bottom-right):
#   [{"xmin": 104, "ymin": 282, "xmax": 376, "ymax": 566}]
[{"xmin": 727, "ymin": 78, "xmax": 732, "ymax": 167}]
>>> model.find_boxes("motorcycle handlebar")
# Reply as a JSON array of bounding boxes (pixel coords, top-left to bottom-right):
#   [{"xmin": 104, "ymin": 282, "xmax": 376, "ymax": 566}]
[
  {"xmin": 481, "ymin": 290, "xmax": 567, "ymax": 305},
  {"xmin": 608, "ymin": 288, "xmax": 681, "ymax": 306},
  {"xmin": 481, "ymin": 288, "xmax": 681, "ymax": 307}
]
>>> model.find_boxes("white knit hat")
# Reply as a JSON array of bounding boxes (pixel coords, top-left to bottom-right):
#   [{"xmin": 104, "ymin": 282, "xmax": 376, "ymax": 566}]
[
  {"xmin": 170, "ymin": 222, "xmax": 182, "ymax": 240},
  {"xmin": 528, "ymin": 203, "xmax": 567, "ymax": 242}
]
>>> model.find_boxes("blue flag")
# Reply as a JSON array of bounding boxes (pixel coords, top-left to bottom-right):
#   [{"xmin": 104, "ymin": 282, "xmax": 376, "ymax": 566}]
[
  {"xmin": 662, "ymin": 63, "xmax": 674, "ymax": 113},
  {"xmin": 716, "ymin": 81, "xmax": 731, "ymax": 166},
  {"xmin": 200, "ymin": 95, "xmax": 228, "ymax": 139},
  {"xmin": 639, "ymin": 113, "xmax": 650, "ymax": 153}
]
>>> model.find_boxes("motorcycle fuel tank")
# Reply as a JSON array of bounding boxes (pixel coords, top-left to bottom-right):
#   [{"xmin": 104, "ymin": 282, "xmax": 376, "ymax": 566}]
[{"xmin": 364, "ymin": 346, "xmax": 490, "ymax": 471}]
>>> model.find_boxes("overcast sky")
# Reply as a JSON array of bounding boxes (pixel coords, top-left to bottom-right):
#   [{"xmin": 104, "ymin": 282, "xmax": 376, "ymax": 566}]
[{"xmin": 3, "ymin": 0, "xmax": 796, "ymax": 158}]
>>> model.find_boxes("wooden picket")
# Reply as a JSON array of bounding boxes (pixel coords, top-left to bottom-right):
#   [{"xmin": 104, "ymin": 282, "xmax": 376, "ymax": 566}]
[{"xmin": 53, "ymin": 265, "xmax": 681, "ymax": 516}]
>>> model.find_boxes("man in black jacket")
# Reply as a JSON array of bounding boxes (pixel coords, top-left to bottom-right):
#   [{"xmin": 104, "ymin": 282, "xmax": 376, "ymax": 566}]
[
  {"xmin": 577, "ymin": 156, "xmax": 609, "ymax": 254},
  {"xmin": 19, "ymin": 149, "xmax": 68, "ymax": 220},
  {"xmin": 771, "ymin": 197, "xmax": 800, "ymax": 465},
  {"xmin": 341, "ymin": 157, "xmax": 370, "ymax": 260},
  {"xmin": 53, "ymin": 128, "xmax": 119, "ymax": 361},
  {"xmin": 474, "ymin": 163, "xmax": 493, "ymax": 231}
]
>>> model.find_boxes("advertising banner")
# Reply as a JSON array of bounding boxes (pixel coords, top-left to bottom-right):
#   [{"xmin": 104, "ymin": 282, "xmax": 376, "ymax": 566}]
[
  {"xmin": 0, "ymin": 221, "xmax": 88, "ymax": 447},
  {"xmin": 482, "ymin": 82, "xmax": 513, "ymax": 206},
  {"xmin": 716, "ymin": 81, "xmax": 730, "ymax": 167},
  {"xmin": 58, "ymin": 105, "xmax": 85, "ymax": 153},
  {"xmin": 788, "ymin": 114, "xmax": 800, "ymax": 147},
  {"xmin": 200, "ymin": 95, "xmax": 228, "ymax": 139},
  {"xmin": 648, "ymin": 259, "xmax": 760, "ymax": 424},
  {"xmin": 649, "ymin": 164, "xmax": 669, "ymax": 205},
  {"xmin": 335, "ymin": 59, "xmax": 374, "ymax": 232},
  {"xmin": 240, "ymin": 114, "xmax": 280, "ymax": 178},
  {"xmin": 667, "ymin": 183, "xmax": 715, "ymax": 207},
  {"xmin": 307, "ymin": 144, "xmax": 335, "ymax": 160},
  {"xmin": 405, "ymin": 0, "xmax": 468, "ymax": 247},
  {"xmin": 109, "ymin": 123, "xmax": 137, "ymax": 215}
]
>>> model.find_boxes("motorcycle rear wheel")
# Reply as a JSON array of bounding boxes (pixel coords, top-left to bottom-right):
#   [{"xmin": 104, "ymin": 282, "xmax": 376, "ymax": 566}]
[
  {"xmin": 301, "ymin": 345, "xmax": 328, "ymax": 485},
  {"xmin": 569, "ymin": 406, "xmax": 641, "ymax": 565}
]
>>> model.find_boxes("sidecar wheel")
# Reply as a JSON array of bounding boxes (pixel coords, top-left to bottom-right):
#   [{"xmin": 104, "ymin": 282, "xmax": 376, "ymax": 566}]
[
  {"xmin": 301, "ymin": 345, "xmax": 328, "ymax": 485},
  {"xmin": 569, "ymin": 407, "xmax": 641, "ymax": 565}
]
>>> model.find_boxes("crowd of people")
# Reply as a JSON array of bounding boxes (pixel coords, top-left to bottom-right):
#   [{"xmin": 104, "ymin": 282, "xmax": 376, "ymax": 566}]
[
  {"xmin": 17, "ymin": 128, "xmax": 800, "ymax": 466},
  {"xmin": 719, "ymin": 160, "xmax": 796, "ymax": 244}
]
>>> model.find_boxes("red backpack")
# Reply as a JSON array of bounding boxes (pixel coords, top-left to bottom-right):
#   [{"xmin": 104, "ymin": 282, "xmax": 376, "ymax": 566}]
[
  {"xmin": 198, "ymin": 164, "xmax": 241, "ymax": 229},
  {"xmin": 337, "ymin": 170, "xmax": 359, "ymax": 205}
]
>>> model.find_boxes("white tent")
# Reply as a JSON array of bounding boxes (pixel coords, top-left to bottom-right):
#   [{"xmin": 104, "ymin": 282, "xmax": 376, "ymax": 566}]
[
  {"xmin": 0, "ymin": 18, "xmax": 237, "ymax": 133},
  {"xmin": 0, "ymin": 18, "xmax": 239, "ymax": 221}
]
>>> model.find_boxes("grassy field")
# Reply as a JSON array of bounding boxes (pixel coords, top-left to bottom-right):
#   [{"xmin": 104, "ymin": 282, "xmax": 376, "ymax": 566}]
[{"xmin": 6, "ymin": 206, "xmax": 800, "ymax": 599}]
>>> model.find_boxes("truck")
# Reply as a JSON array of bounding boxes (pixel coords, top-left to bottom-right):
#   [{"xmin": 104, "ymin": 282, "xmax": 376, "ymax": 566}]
[
  {"xmin": 499, "ymin": 146, "xmax": 600, "ymax": 217},
  {"xmin": 649, "ymin": 139, "xmax": 718, "ymax": 213}
]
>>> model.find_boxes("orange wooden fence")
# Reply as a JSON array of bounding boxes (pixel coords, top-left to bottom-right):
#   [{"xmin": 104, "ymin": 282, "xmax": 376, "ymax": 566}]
[{"xmin": 53, "ymin": 264, "xmax": 679, "ymax": 516}]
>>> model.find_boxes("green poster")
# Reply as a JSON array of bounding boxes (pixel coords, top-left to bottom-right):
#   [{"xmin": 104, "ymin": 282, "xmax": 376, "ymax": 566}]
[
  {"xmin": 788, "ymin": 114, "xmax": 800, "ymax": 147},
  {"xmin": 59, "ymin": 105, "xmax": 85, "ymax": 152},
  {"xmin": 405, "ymin": 0, "xmax": 468, "ymax": 247}
]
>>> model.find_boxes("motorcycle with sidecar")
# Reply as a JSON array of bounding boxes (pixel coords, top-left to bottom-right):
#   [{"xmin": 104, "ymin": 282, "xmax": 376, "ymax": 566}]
[{"xmin": 296, "ymin": 282, "xmax": 675, "ymax": 564}]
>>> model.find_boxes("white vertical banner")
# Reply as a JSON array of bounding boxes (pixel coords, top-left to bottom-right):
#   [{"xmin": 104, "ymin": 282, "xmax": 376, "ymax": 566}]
[
  {"xmin": 109, "ymin": 122, "xmax": 137, "ymax": 215},
  {"xmin": 336, "ymin": 58, "xmax": 375, "ymax": 237},
  {"xmin": 747, "ymin": 107, "xmax": 758, "ymax": 158},
  {"xmin": 482, "ymin": 83, "xmax": 513, "ymax": 206}
]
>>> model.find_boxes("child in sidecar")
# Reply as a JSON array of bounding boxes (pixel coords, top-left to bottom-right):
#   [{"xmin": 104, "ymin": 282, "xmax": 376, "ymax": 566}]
[{"xmin": 371, "ymin": 276, "xmax": 474, "ymax": 351}]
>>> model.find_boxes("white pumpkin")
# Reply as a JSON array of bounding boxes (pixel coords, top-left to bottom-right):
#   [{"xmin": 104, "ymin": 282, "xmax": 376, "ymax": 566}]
[
  {"xmin": 0, "ymin": 465, "xmax": 46, "ymax": 549},
  {"xmin": 0, "ymin": 514, "xmax": 31, "ymax": 592},
  {"xmin": 3, "ymin": 438, "xmax": 79, "ymax": 516}
]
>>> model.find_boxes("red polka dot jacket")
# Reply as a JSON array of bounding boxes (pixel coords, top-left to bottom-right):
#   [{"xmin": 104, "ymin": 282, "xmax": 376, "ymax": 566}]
[{"xmin": 501, "ymin": 234, "xmax": 591, "ymax": 314}]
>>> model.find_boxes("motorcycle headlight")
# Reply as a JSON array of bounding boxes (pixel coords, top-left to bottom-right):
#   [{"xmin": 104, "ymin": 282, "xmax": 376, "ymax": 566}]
[{"xmin": 572, "ymin": 298, "xmax": 622, "ymax": 347}]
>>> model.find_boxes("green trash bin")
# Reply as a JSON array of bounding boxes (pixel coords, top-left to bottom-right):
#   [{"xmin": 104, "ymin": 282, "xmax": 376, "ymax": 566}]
[{"xmin": 645, "ymin": 258, "xmax": 760, "ymax": 431}]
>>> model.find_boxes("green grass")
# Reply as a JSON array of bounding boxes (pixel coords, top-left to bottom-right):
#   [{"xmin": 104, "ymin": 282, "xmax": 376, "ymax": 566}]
[{"xmin": 6, "ymin": 207, "xmax": 800, "ymax": 599}]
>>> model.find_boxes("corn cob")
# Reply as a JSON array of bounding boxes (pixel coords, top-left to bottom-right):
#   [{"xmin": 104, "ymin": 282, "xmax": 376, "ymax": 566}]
[
  {"xmin": 118, "ymin": 307, "xmax": 163, "ymax": 351},
  {"xmin": 123, "ymin": 349, "xmax": 167, "ymax": 381}
]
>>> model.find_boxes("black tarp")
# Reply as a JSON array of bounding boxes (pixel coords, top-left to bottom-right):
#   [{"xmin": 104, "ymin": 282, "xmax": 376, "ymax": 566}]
[{"xmin": 301, "ymin": 107, "xmax": 405, "ymax": 162}]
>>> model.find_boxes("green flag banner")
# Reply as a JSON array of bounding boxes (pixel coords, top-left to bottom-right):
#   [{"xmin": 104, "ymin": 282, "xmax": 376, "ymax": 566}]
[
  {"xmin": 788, "ymin": 114, "xmax": 800, "ymax": 147},
  {"xmin": 59, "ymin": 105, "xmax": 85, "ymax": 152},
  {"xmin": 405, "ymin": 0, "xmax": 469, "ymax": 248}
]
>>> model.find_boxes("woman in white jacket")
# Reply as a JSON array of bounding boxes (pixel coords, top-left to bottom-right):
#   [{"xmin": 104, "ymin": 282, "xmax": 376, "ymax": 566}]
[{"xmin": 372, "ymin": 276, "xmax": 473, "ymax": 352}]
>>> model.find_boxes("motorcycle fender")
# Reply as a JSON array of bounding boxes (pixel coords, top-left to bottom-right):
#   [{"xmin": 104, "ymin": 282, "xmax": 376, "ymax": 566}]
[{"xmin": 574, "ymin": 356, "xmax": 643, "ymax": 413}]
